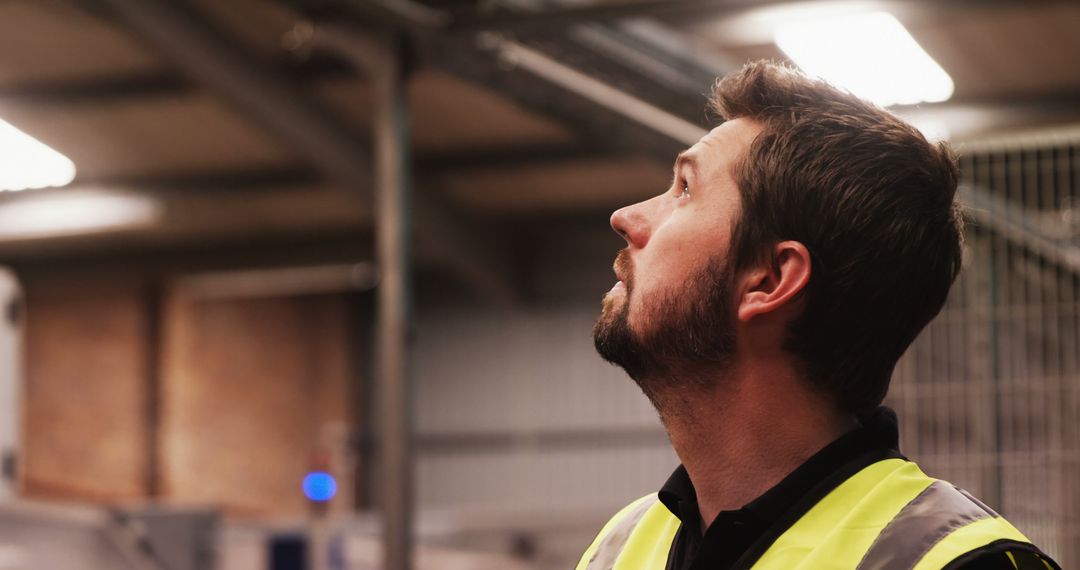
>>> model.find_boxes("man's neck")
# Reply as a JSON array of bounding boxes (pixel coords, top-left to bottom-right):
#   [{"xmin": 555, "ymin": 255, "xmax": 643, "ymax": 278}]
[{"xmin": 651, "ymin": 358, "xmax": 857, "ymax": 532}]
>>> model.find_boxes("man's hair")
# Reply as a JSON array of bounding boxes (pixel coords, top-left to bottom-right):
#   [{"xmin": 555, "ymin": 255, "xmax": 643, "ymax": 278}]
[{"xmin": 711, "ymin": 61, "xmax": 963, "ymax": 415}]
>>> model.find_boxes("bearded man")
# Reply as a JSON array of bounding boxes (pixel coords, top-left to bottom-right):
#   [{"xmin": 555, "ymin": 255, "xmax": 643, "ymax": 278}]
[{"xmin": 581, "ymin": 61, "xmax": 1058, "ymax": 570}]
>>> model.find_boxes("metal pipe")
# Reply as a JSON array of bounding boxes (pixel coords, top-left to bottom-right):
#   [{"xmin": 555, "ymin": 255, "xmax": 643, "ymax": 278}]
[
  {"xmin": 476, "ymin": 34, "xmax": 706, "ymax": 147},
  {"xmin": 309, "ymin": 25, "xmax": 416, "ymax": 568},
  {"xmin": 0, "ymin": 268, "xmax": 21, "ymax": 502},
  {"xmin": 370, "ymin": 36, "xmax": 415, "ymax": 570}
]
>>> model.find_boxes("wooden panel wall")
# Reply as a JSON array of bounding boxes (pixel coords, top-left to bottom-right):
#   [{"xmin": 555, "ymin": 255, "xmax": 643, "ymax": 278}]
[
  {"xmin": 160, "ymin": 292, "xmax": 353, "ymax": 517},
  {"xmin": 22, "ymin": 279, "xmax": 152, "ymax": 500},
  {"xmin": 20, "ymin": 273, "xmax": 355, "ymax": 517}
]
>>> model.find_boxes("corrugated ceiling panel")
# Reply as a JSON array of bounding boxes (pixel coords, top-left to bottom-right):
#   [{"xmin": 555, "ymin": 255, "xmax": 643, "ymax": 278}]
[{"xmin": 0, "ymin": 1, "xmax": 165, "ymax": 86}]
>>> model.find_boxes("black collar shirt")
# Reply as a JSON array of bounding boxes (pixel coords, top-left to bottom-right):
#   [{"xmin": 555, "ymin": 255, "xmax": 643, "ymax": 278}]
[{"xmin": 655, "ymin": 407, "xmax": 1054, "ymax": 570}]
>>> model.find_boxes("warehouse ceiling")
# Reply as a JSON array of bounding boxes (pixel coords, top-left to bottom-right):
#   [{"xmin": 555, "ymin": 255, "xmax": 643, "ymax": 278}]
[{"xmin": 0, "ymin": 0, "xmax": 1078, "ymax": 303}]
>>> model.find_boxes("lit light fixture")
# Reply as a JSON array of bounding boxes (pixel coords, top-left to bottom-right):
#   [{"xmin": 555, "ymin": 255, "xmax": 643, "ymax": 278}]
[
  {"xmin": 0, "ymin": 118, "xmax": 76, "ymax": 191},
  {"xmin": 774, "ymin": 11, "xmax": 954, "ymax": 107},
  {"xmin": 302, "ymin": 471, "xmax": 337, "ymax": 502},
  {"xmin": 907, "ymin": 116, "xmax": 951, "ymax": 142},
  {"xmin": 0, "ymin": 190, "xmax": 161, "ymax": 239}
]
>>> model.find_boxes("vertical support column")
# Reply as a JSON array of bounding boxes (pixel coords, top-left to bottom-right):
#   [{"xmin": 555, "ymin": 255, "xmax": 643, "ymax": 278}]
[
  {"xmin": 372, "ymin": 35, "xmax": 414, "ymax": 570},
  {"xmin": 0, "ymin": 268, "xmax": 21, "ymax": 501},
  {"xmin": 143, "ymin": 280, "xmax": 164, "ymax": 498}
]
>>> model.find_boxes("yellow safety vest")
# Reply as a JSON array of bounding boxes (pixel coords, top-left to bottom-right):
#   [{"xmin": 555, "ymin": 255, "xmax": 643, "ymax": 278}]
[{"xmin": 577, "ymin": 458, "xmax": 1055, "ymax": 570}]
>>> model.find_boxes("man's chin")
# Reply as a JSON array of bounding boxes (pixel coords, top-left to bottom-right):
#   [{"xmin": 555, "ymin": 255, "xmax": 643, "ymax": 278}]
[
  {"xmin": 599, "ymin": 290, "xmax": 624, "ymax": 315},
  {"xmin": 593, "ymin": 300, "xmax": 636, "ymax": 365}
]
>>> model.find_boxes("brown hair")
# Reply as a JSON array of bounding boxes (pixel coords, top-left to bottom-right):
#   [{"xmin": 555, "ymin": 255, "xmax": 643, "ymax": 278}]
[{"xmin": 711, "ymin": 61, "xmax": 963, "ymax": 415}]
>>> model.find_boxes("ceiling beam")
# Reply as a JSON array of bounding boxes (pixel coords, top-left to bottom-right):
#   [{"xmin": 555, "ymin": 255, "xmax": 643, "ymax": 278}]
[
  {"xmin": 418, "ymin": 143, "xmax": 609, "ymax": 173},
  {"xmin": 321, "ymin": 0, "xmax": 1067, "ymax": 168},
  {"xmin": 307, "ymin": 0, "xmax": 729, "ymax": 122},
  {"xmin": 448, "ymin": 0, "xmax": 1077, "ymax": 32},
  {"xmin": 10, "ymin": 58, "xmax": 1076, "ymax": 146},
  {"xmin": 71, "ymin": 145, "xmax": 616, "ymax": 191},
  {"xmin": 0, "ymin": 183, "xmax": 370, "ymax": 263},
  {"xmin": 93, "ymin": 0, "xmax": 369, "ymax": 187},
  {"xmin": 73, "ymin": 165, "xmax": 320, "ymax": 192},
  {"xmin": 426, "ymin": 32, "xmax": 699, "ymax": 163},
  {"xmin": 449, "ymin": 0, "xmax": 764, "ymax": 31},
  {"xmin": 89, "ymin": 0, "xmax": 517, "ymax": 305},
  {"xmin": 421, "ymin": 35, "xmax": 682, "ymax": 159},
  {"xmin": 292, "ymin": 1, "xmax": 721, "ymax": 161},
  {"xmin": 0, "ymin": 58, "xmax": 354, "ymax": 106},
  {"xmin": 6, "ymin": 229, "xmax": 374, "ymax": 278},
  {"xmin": 0, "ymin": 73, "xmax": 191, "ymax": 105}
]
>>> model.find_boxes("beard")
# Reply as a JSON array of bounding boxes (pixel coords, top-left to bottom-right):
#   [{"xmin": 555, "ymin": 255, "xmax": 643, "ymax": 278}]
[{"xmin": 593, "ymin": 249, "xmax": 737, "ymax": 401}]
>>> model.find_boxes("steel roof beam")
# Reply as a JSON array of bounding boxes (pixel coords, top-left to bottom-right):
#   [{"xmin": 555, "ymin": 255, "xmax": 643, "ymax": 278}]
[
  {"xmin": 449, "ymin": 0, "xmax": 1076, "ymax": 31},
  {"xmin": 298, "ymin": 0, "xmax": 726, "ymax": 124},
  {"xmin": 0, "ymin": 59, "xmax": 353, "ymax": 106},
  {"xmin": 91, "ymin": 0, "xmax": 516, "ymax": 306},
  {"xmin": 92, "ymin": 0, "xmax": 369, "ymax": 187},
  {"xmin": 73, "ymin": 166, "xmax": 320, "ymax": 192}
]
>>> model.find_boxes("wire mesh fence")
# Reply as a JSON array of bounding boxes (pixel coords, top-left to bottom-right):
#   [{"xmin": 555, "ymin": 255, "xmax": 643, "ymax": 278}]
[{"xmin": 889, "ymin": 135, "xmax": 1080, "ymax": 565}]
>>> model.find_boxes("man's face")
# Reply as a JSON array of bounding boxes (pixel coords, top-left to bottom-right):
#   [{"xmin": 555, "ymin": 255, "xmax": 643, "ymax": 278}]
[{"xmin": 593, "ymin": 118, "xmax": 762, "ymax": 383}]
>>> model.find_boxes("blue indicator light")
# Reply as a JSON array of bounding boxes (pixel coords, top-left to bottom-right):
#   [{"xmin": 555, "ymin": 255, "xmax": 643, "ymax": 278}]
[{"xmin": 303, "ymin": 471, "xmax": 337, "ymax": 502}]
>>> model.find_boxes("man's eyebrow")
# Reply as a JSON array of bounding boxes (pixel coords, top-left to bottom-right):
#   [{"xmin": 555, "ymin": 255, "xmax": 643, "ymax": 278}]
[{"xmin": 674, "ymin": 151, "xmax": 699, "ymax": 176}]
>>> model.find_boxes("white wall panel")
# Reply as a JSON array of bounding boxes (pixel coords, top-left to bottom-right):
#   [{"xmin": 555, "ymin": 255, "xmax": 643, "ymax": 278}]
[
  {"xmin": 412, "ymin": 303, "xmax": 673, "ymax": 522},
  {"xmin": 417, "ymin": 445, "xmax": 677, "ymax": 513},
  {"xmin": 414, "ymin": 305, "xmax": 660, "ymax": 435}
]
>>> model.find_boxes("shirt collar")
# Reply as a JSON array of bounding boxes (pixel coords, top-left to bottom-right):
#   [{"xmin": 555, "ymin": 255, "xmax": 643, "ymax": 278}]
[{"xmin": 658, "ymin": 406, "xmax": 901, "ymax": 525}]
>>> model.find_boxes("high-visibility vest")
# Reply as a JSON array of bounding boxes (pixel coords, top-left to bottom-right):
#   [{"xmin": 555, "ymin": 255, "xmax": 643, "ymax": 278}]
[{"xmin": 577, "ymin": 458, "xmax": 1055, "ymax": 570}]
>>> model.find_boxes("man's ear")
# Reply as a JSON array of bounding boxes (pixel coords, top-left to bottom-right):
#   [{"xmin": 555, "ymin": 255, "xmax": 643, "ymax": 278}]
[{"xmin": 737, "ymin": 241, "xmax": 811, "ymax": 323}]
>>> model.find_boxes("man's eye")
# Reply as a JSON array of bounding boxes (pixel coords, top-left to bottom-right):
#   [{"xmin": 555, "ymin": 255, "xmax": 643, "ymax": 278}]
[{"xmin": 679, "ymin": 182, "xmax": 691, "ymax": 198}]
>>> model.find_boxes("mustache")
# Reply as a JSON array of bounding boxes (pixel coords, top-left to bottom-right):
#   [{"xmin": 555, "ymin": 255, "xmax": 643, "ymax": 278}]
[{"xmin": 615, "ymin": 248, "xmax": 633, "ymax": 290}]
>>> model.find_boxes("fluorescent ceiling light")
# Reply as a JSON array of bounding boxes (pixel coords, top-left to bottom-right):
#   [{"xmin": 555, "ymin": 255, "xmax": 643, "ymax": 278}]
[
  {"xmin": 907, "ymin": 116, "xmax": 951, "ymax": 142},
  {"xmin": 713, "ymin": 1, "xmax": 883, "ymax": 45},
  {"xmin": 0, "ymin": 190, "xmax": 160, "ymax": 239},
  {"xmin": 775, "ymin": 11, "xmax": 954, "ymax": 107},
  {"xmin": 0, "ymin": 118, "xmax": 76, "ymax": 191}
]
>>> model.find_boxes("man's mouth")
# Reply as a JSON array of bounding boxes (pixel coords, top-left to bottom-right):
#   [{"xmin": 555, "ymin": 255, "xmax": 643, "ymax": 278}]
[{"xmin": 613, "ymin": 248, "xmax": 632, "ymax": 287}]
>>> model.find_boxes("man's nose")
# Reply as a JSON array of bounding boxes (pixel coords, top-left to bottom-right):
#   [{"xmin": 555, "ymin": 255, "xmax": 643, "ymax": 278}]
[{"xmin": 610, "ymin": 201, "xmax": 652, "ymax": 249}]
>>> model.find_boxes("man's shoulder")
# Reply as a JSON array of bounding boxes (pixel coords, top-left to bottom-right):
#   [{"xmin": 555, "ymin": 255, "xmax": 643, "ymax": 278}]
[
  {"xmin": 577, "ymin": 494, "xmax": 670, "ymax": 570},
  {"xmin": 882, "ymin": 467, "xmax": 1059, "ymax": 570},
  {"xmin": 948, "ymin": 544, "xmax": 1058, "ymax": 570}
]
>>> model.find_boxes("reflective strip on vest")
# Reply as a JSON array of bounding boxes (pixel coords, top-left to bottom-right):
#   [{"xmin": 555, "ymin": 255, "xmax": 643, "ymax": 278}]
[
  {"xmin": 583, "ymin": 495, "xmax": 660, "ymax": 570},
  {"xmin": 577, "ymin": 494, "xmax": 658, "ymax": 570},
  {"xmin": 856, "ymin": 481, "xmax": 996, "ymax": 569},
  {"xmin": 913, "ymin": 516, "xmax": 1035, "ymax": 570},
  {"xmin": 610, "ymin": 499, "xmax": 680, "ymax": 570},
  {"xmin": 577, "ymin": 458, "xmax": 1045, "ymax": 570},
  {"xmin": 753, "ymin": 459, "xmax": 934, "ymax": 568},
  {"xmin": 577, "ymin": 493, "xmax": 680, "ymax": 570}
]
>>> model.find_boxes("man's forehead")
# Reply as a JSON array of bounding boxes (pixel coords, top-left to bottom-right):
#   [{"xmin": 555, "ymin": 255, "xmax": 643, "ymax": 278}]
[
  {"xmin": 705, "ymin": 118, "xmax": 761, "ymax": 152},
  {"xmin": 683, "ymin": 118, "xmax": 762, "ymax": 166}
]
